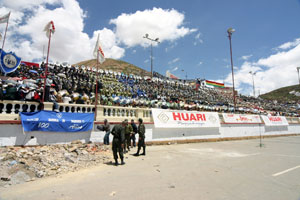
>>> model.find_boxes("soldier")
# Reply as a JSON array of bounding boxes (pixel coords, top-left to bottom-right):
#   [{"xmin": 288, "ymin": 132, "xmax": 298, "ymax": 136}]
[
  {"xmin": 134, "ymin": 118, "xmax": 146, "ymax": 156},
  {"xmin": 124, "ymin": 119, "xmax": 133, "ymax": 153},
  {"xmin": 111, "ymin": 121, "xmax": 126, "ymax": 165},
  {"xmin": 130, "ymin": 119, "xmax": 137, "ymax": 147}
]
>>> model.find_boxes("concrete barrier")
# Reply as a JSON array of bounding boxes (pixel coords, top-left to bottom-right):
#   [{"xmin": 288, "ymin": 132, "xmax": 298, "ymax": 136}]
[
  {"xmin": 0, "ymin": 121, "xmax": 299, "ymax": 146},
  {"xmin": 0, "ymin": 100, "xmax": 298, "ymax": 146}
]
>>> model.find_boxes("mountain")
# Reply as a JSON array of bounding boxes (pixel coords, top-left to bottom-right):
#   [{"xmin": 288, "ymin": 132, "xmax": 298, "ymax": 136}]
[
  {"xmin": 74, "ymin": 58, "xmax": 151, "ymax": 77},
  {"xmin": 260, "ymin": 84, "xmax": 300, "ymax": 102}
]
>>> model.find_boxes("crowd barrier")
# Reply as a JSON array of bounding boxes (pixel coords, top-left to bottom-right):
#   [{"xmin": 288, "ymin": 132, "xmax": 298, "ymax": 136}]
[
  {"xmin": 0, "ymin": 100, "xmax": 153, "ymax": 122},
  {"xmin": 0, "ymin": 100, "xmax": 299, "ymax": 146}
]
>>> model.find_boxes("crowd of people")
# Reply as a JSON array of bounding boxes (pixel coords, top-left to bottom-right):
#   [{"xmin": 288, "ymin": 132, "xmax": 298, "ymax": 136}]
[
  {"xmin": 97, "ymin": 118, "xmax": 146, "ymax": 166},
  {"xmin": 0, "ymin": 62, "xmax": 299, "ymax": 117}
]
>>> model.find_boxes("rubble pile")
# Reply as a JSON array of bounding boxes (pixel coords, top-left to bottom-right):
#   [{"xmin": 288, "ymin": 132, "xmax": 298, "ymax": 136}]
[{"xmin": 0, "ymin": 141, "xmax": 111, "ymax": 187}]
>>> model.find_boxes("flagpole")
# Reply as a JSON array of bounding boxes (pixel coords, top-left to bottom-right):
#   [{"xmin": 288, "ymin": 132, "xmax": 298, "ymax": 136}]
[
  {"xmin": 94, "ymin": 51, "xmax": 99, "ymax": 121},
  {"xmin": 42, "ymin": 30, "xmax": 52, "ymax": 105},
  {"xmin": 1, "ymin": 12, "xmax": 10, "ymax": 51}
]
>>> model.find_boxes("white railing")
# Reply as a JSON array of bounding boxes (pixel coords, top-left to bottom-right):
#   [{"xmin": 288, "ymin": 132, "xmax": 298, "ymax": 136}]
[
  {"xmin": 0, "ymin": 101, "xmax": 153, "ymax": 122},
  {"xmin": 57, "ymin": 103, "xmax": 94, "ymax": 113},
  {"xmin": 0, "ymin": 100, "xmax": 40, "ymax": 114}
]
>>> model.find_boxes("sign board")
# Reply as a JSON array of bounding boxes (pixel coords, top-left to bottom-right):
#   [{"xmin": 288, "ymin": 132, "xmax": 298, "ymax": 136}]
[
  {"xmin": 261, "ymin": 115, "xmax": 289, "ymax": 126},
  {"xmin": 222, "ymin": 113, "xmax": 262, "ymax": 124},
  {"xmin": 152, "ymin": 108, "xmax": 220, "ymax": 128},
  {"xmin": 20, "ymin": 111, "xmax": 94, "ymax": 132},
  {"xmin": 0, "ymin": 49, "xmax": 21, "ymax": 74}
]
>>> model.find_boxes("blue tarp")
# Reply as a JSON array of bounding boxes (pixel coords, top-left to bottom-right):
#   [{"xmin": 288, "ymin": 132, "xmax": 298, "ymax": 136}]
[{"xmin": 20, "ymin": 111, "xmax": 94, "ymax": 132}]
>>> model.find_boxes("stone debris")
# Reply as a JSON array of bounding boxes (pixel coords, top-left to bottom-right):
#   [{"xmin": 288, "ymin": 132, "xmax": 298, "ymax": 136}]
[
  {"xmin": 0, "ymin": 141, "xmax": 112, "ymax": 187},
  {"xmin": 109, "ymin": 191, "xmax": 116, "ymax": 196}
]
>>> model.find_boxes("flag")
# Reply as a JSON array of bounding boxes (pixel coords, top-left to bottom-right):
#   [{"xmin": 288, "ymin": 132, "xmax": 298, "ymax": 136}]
[
  {"xmin": 205, "ymin": 80, "xmax": 225, "ymax": 88},
  {"xmin": 43, "ymin": 21, "xmax": 55, "ymax": 38},
  {"xmin": 0, "ymin": 12, "xmax": 10, "ymax": 24},
  {"xmin": 93, "ymin": 34, "xmax": 105, "ymax": 64},
  {"xmin": 166, "ymin": 70, "xmax": 178, "ymax": 79}
]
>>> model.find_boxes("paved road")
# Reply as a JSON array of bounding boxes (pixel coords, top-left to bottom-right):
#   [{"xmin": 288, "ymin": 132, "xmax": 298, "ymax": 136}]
[{"xmin": 1, "ymin": 136, "xmax": 300, "ymax": 200}]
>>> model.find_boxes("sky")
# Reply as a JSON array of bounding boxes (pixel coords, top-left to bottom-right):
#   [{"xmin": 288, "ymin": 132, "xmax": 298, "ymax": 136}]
[{"xmin": 0, "ymin": 0, "xmax": 300, "ymax": 96}]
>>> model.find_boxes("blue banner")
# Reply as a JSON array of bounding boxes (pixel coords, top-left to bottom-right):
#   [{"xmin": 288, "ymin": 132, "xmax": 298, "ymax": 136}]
[
  {"xmin": 20, "ymin": 111, "xmax": 94, "ymax": 132},
  {"xmin": 0, "ymin": 49, "xmax": 21, "ymax": 74}
]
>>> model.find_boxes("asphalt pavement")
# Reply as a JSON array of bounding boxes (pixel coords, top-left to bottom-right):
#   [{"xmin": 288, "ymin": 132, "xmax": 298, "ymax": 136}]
[{"xmin": 1, "ymin": 136, "xmax": 300, "ymax": 200}]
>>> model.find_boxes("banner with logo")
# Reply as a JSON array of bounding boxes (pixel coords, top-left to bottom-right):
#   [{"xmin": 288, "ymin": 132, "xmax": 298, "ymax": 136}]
[
  {"xmin": 152, "ymin": 109, "xmax": 220, "ymax": 128},
  {"xmin": 261, "ymin": 115, "xmax": 289, "ymax": 126},
  {"xmin": 20, "ymin": 111, "xmax": 94, "ymax": 132},
  {"xmin": 0, "ymin": 49, "xmax": 21, "ymax": 74},
  {"xmin": 222, "ymin": 113, "xmax": 262, "ymax": 124}
]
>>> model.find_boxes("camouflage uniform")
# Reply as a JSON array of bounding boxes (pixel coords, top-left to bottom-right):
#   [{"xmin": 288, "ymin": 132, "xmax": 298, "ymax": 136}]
[
  {"xmin": 134, "ymin": 118, "xmax": 146, "ymax": 156},
  {"xmin": 124, "ymin": 123, "xmax": 133, "ymax": 152},
  {"xmin": 111, "ymin": 124, "xmax": 125, "ymax": 165}
]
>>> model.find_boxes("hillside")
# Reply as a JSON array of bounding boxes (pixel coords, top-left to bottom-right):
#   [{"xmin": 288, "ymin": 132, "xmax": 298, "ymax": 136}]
[
  {"xmin": 260, "ymin": 84, "xmax": 300, "ymax": 102},
  {"xmin": 75, "ymin": 58, "xmax": 151, "ymax": 77}
]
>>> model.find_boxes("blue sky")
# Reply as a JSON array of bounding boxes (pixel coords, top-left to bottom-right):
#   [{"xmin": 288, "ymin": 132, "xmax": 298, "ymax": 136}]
[{"xmin": 1, "ymin": 0, "xmax": 300, "ymax": 96}]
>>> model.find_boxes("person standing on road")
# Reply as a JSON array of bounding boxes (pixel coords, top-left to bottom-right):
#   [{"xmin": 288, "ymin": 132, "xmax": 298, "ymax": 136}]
[
  {"xmin": 96, "ymin": 119, "xmax": 110, "ymax": 145},
  {"xmin": 102, "ymin": 119, "xmax": 110, "ymax": 145},
  {"xmin": 111, "ymin": 121, "xmax": 126, "ymax": 165},
  {"xmin": 134, "ymin": 118, "xmax": 146, "ymax": 156},
  {"xmin": 124, "ymin": 119, "xmax": 133, "ymax": 153},
  {"xmin": 130, "ymin": 119, "xmax": 137, "ymax": 147}
]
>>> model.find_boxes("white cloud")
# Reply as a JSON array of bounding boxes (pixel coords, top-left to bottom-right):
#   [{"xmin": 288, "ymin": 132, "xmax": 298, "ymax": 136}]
[
  {"xmin": 144, "ymin": 59, "xmax": 149, "ymax": 63},
  {"xmin": 193, "ymin": 32, "xmax": 203, "ymax": 46},
  {"xmin": 277, "ymin": 38, "xmax": 300, "ymax": 50},
  {"xmin": 1, "ymin": 0, "xmax": 125, "ymax": 64},
  {"xmin": 1, "ymin": 0, "xmax": 60, "ymax": 11},
  {"xmin": 197, "ymin": 61, "xmax": 203, "ymax": 66},
  {"xmin": 165, "ymin": 42, "xmax": 177, "ymax": 52},
  {"xmin": 109, "ymin": 7, "xmax": 197, "ymax": 47},
  {"xmin": 0, "ymin": 3, "xmax": 195, "ymax": 64},
  {"xmin": 224, "ymin": 38, "xmax": 300, "ymax": 96},
  {"xmin": 171, "ymin": 66, "xmax": 178, "ymax": 72},
  {"xmin": 240, "ymin": 54, "xmax": 253, "ymax": 60},
  {"xmin": 168, "ymin": 57, "xmax": 180, "ymax": 65}
]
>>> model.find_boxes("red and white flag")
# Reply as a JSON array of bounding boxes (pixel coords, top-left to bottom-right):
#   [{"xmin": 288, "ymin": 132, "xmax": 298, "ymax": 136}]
[
  {"xmin": 0, "ymin": 12, "xmax": 10, "ymax": 24},
  {"xmin": 166, "ymin": 70, "xmax": 179, "ymax": 79},
  {"xmin": 43, "ymin": 21, "xmax": 55, "ymax": 38},
  {"xmin": 93, "ymin": 33, "xmax": 105, "ymax": 64}
]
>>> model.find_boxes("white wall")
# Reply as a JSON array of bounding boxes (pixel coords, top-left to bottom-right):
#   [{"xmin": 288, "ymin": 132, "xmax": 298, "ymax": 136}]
[{"xmin": 0, "ymin": 123, "xmax": 299, "ymax": 146}]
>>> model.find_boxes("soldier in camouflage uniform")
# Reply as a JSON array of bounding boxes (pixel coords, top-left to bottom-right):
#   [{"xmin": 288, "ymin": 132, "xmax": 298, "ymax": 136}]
[
  {"xmin": 124, "ymin": 119, "xmax": 133, "ymax": 153},
  {"xmin": 111, "ymin": 121, "xmax": 126, "ymax": 165},
  {"xmin": 134, "ymin": 118, "xmax": 146, "ymax": 156}
]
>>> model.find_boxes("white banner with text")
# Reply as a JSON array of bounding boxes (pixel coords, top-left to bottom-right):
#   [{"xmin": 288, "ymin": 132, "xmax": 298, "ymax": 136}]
[
  {"xmin": 152, "ymin": 109, "xmax": 220, "ymax": 128},
  {"xmin": 261, "ymin": 115, "xmax": 289, "ymax": 126},
  {"xmin": 222, "ymin": 113, "xmax": 262, "ymax": 124}
]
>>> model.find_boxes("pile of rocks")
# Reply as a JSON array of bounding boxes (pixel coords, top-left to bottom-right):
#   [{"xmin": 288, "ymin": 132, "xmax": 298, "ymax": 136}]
[{"xmin": 0, "ymin": 141, "xmax": 112, "ymax": 187}]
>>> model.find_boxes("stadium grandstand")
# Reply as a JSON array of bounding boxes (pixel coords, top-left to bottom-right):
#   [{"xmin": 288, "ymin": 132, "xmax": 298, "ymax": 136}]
[{"xmin": 0, "ymin": 60, "xmax": 298, "ymax": 118}]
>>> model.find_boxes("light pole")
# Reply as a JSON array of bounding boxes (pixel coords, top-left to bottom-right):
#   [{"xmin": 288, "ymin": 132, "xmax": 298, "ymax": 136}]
[
  {"xmin": 249, "ymin": 71, "xmax": 256, "ymax": 97},
  {"xmin": 143, "ymin": 33, "xmax": 160, "ymax": 78},
  {"xmin": 297, "ymin": 67, "xmax": 300, "ymax": 85},
  {"xmin": 227, "ymin": 27, "xmax": 236, "ymax": 110},
  {"xmin": 181, "ymin": 69, "xmax": 187, "ymax": 80}
]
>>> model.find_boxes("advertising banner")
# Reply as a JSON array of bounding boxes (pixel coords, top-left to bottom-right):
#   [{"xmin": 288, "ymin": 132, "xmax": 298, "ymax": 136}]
[
  {"xmin": 222, "ymin": 113, "xmax": 262, "ymax": 124},
  {"xmin": 261, "ymin": 115, "xmax": 289, "ymax": 126},
  {"xmin": 20, "ymin": 111, "xmax": 94, "ymax": 132},
  {"xmin": 152, "ymin": 108, "xmax": 220, "ymax": 128}
]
